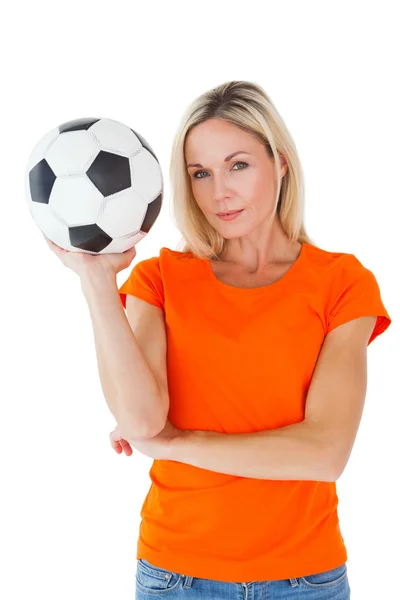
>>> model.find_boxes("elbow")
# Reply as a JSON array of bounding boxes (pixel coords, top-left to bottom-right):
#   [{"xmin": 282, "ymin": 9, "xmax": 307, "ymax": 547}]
[
  {"xmin": 140, "ymin": 416, "xmax": 168, "ymax": 440},
  {"xmin": 117, "ymin": 389, "xmax": 169, "ymax": 441},
  {"xmin": 122, "ymin": 413, "xmax": 167, "ymax": 441},
  {"xmin": 141, "ymin": 397, "xmax": 169, "ymax": 439}
]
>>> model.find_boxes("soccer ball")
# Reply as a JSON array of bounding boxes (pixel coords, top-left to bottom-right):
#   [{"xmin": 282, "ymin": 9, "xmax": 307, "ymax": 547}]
[{"xmin": 25, "ymin": 117, "xmax": 163, "ymax": 254}]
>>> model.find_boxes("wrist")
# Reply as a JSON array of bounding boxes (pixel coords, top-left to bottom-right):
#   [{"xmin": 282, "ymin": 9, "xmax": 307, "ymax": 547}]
[
  {"xmin": 168, "ymin": 430, "xmax": 203, "ymax": 462},
  {"xmin": 80, "ymin": 265, "xmax": 116, "ymax": 293}
]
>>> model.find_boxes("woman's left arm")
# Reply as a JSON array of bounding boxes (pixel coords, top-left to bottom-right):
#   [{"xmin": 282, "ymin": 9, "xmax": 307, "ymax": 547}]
[{"xmin": 168, "ymin": 315, "xmax": 377, "ymax": 482}]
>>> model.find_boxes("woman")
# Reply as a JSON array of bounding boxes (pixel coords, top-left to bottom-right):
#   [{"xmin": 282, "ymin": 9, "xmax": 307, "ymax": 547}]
[{"xmin": 46, "ymin": 80, "xmax": 391, "ymax": 598}]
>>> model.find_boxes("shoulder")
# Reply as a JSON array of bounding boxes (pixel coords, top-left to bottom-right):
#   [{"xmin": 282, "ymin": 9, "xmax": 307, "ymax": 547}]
[
  {"xmin": 305, "ymin": 242, "xmax": 359, "ymax": 266},
  {"xmin": 304, "ymin": 242, "xmax": 372, "ymax": 281},
  {"xmin": 304, "ymin": 243, "xmax": 386, "ymax": 311},
  {"xmin": 159, "ymin": 246, "xmax": 196, "ymax": 263},
  {"xmin": 132, "ymin": 246, "xmax": 186, "ymax": 268},
  {"xmin": 306, "ymin": 244, "xmax": 391, "ymax": 345},
  {"xmin": 132, "ymin": 246, "xmax": 198, "ymax": 280},
  {"xmin": 158, "ymin": 246, "xmax": 201, "ymax": 273}
]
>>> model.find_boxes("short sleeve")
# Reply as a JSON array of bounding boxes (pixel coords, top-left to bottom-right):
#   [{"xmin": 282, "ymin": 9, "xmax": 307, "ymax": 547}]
[
  {"xmin": 118, "ymin": 256, "xmax": 164, "ymax": 310},
  {"xmin": 326, "ymin": 255, "xmax": 392, "ymax": 345}
]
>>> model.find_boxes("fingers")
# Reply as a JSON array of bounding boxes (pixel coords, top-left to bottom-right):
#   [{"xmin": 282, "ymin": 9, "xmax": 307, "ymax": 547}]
[
  {"xmin": 120, "ymin": 439, "xmax": 133, "ymax": 455},
  {"xmin": 110, "ymin": 433, "xmax": 133, "ymax": 455}
]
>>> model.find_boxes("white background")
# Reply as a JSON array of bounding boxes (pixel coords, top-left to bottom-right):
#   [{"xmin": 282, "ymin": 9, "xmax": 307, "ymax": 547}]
[{"xmin": 2, "ymin": 1, "xmax": 399, "ymax": 598}]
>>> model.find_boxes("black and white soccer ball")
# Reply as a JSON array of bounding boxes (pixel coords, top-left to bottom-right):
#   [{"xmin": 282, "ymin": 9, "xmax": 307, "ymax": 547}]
[{"xmin": 25, "ymin": 117, "xmax": 163, "ymax": 254}]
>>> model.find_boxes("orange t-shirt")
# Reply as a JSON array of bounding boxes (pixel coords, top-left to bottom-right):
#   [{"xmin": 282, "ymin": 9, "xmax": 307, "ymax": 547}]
[{"xmin": 118, "ymin": 242, "xmax": 391, "ymax": 583}]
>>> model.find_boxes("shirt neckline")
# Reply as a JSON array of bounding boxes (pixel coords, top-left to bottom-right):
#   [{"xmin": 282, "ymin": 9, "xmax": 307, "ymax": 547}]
[{"xmin": 202, "ymin": 242, "xmax": 308, "ymax": 293}]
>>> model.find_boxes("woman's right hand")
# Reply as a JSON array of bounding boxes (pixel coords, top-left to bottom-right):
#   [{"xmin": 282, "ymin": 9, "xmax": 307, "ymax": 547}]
[
  {"xmin": 42, "ymin": 234, "xmax": 137, "ymax": 279},
  {"xmin": 110, "ymin": 425, "xmax": 134, "ymax": 456}
]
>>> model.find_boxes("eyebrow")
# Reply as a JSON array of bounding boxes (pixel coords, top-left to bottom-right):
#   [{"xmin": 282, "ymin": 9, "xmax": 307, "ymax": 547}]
[{"xmin": 186, "ymin": 150, "xmax": 251, "ymax": 169}]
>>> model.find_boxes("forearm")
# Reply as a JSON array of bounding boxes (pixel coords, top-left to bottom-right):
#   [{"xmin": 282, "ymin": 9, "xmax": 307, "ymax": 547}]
[
  {"xmin": 169, "ymin": 420, "xmax": 335, "ymax": 482},
  {"xmin": 80, "ymin": 266, "xmax": 165, "ymax": 439}
]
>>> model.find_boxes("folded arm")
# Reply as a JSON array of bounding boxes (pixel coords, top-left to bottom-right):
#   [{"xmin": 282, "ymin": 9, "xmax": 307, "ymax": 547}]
[{"xmin": 168, "ymin": 316, "xmax": 377, "ymax": 482}]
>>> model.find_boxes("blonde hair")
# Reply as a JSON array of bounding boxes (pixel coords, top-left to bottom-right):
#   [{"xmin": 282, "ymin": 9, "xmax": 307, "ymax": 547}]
[{"xmin": 169, "ymin": 80, "xmax": 316, "ymax": 260}]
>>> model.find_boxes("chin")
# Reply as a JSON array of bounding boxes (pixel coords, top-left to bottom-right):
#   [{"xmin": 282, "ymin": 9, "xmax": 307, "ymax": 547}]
[{"xmin": 218, "ymin": 228, "xmax": 248, "ymax": 239}]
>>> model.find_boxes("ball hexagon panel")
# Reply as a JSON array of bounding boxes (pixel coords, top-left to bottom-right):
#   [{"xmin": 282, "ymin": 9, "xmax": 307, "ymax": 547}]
[
  {"xmin": 97, "ymin": 230, "xmax": 147, "ymax": 254},
  {"xmin": 50, "ymin": 176, "xmax": 104, "ymax": 225},
  {"xmin": 130, "ymin": 148, "xmax": 163, "ymax": 201},
  {"xmin": 97, "ymin": 187, "xmax": 148, "ymax": 238},
  {"xmin": 45, "ymin": 130, "xmax": 100, "ymax": 176},
  {"xmin": 87, "ymin": 151, "xmax": 131, "ymax": 196},
  {"xmin": 91, "ymin": 119, "xmax": 142, "ymax": 157}
]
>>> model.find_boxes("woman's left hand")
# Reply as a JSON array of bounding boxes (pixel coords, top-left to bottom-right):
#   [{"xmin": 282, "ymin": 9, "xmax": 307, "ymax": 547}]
[{"xmin": 110, "ymin": 418, "xmax": 184, "ymax": 460}]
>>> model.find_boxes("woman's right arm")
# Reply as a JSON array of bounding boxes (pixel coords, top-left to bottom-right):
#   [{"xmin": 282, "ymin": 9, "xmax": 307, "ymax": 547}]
[{"xmin": 80, "ymin": 266, "xmax": 169, "ymax": 441}]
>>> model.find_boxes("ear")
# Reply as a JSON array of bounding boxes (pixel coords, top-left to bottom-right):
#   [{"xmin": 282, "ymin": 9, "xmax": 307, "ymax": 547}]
[{"xmin": 279, "ymin": 153, "xmax": 288, "ymax": 177}]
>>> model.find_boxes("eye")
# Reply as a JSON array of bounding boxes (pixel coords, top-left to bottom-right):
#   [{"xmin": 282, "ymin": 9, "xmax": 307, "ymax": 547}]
[{"xmin": 193, "ymin": 161, "xmax": 248, "ymax": 179}]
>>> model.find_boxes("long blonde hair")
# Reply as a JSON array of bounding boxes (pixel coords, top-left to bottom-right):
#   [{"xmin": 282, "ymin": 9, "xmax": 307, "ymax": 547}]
[{"xmin": 169, "ymin": 80, "xmax": 316, "ymax": 260}]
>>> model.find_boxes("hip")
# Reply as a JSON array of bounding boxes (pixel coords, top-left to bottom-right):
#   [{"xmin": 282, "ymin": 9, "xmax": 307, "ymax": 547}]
[{"xmin": 135, "ymin": 557, "xmax": 350, "ymax": 599}]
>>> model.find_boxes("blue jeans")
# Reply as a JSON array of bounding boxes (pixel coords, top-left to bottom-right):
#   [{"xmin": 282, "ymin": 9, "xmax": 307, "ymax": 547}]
[{"xmin": 135, "ymin": 558, "xmax": 351, "ymax": 598}]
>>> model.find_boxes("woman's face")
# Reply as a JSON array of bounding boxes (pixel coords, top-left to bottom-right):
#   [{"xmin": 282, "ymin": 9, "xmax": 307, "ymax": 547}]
[{"xmin": 184, "ymin": 118, "xmax": 287, "ymax": 239}]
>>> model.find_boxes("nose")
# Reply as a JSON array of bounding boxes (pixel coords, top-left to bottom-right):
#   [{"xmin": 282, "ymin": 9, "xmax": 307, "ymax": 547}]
[{"xmin": 213, "ymin": 171, "xmax": 232, "ymax": 202}]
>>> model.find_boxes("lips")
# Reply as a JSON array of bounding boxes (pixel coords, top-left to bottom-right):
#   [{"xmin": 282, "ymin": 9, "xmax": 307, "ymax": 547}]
[
  {"xmin": 216, "ymin": 210, "xmax": 243, "ymax": 216},
  {"xmin": 216, "ymin": 209, "xmax": 245, "ymax": 221}
]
